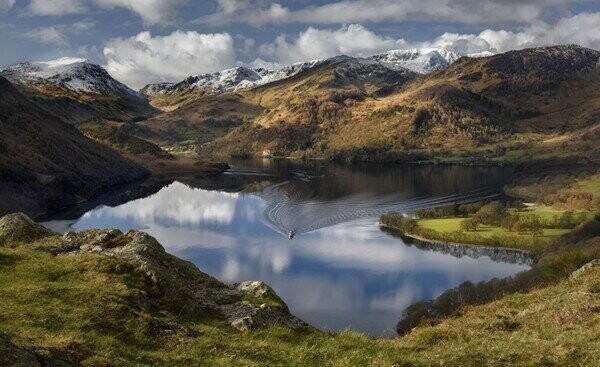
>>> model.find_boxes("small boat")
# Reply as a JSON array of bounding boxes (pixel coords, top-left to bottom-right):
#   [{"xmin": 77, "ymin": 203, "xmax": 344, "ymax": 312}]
[{"xmin": 288, "ymin": 230, "xmax": 296, "ymax": 239}]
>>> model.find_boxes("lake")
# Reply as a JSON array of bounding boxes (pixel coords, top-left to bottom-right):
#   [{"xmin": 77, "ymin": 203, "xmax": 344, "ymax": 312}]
[{"xmin": 42, "ymin": 159, "xmax": 530, "ymax": 336}]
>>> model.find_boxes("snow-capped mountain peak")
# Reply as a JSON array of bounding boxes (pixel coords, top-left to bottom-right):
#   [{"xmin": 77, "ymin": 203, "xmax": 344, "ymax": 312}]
[
  {"xmin": 141, "ymin": 55, "xmax": 353, "ymax": 96},
  {"xmin": 37, "ymin": 57, "xmax": 87, "ymax": 69},
  {"xmin": 369, "ymin": 48, "xmax": 460, "ymax": 74},
  {"xmin": 1, "ymin": 57, "xmax": 142, "ymax": 97},
  {"xmin": 141, "ymin": 49, "xmax": 489, "ymax": 97}
]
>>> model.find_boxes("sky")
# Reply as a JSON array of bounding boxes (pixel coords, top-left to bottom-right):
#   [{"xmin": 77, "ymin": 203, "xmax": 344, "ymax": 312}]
[{"xmin": 0, "ymin": 0, "xmax": 599, "ymax": 89}]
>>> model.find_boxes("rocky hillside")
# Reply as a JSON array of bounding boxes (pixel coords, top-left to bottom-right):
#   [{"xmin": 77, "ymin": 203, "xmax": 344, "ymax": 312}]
[
  {"xmin": 1, "ymin": 58, "xmax": 156, "ymax": 126},
  {"xmin": 0, "ymin": 76, "xmax": 148, "ymax": 217},
  {"xmin": 141, "ymin": 56, "xmax": 352, "ymax": 111},
  {"xmin": 0, "ymin": 213, "xmax": 307, "ymax": 365},
  {"xmin": 137, "ymin": 57, "xmax": 413, "ymax": 145},
  {"xmin": 195, "ymin": 45, "xmax": 599, "ymax": 159}
]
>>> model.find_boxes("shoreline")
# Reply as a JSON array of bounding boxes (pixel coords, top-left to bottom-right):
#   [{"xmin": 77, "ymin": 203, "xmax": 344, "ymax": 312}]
[{"xmin": 380, "ymin": 224, "xmax": 535, "ymax": 266}]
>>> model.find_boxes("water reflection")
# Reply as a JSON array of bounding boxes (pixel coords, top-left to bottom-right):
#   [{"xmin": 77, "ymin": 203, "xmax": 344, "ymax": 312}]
[{"xmin": 70, "ymin": 174, "xmax": 530, "ymax": 336}]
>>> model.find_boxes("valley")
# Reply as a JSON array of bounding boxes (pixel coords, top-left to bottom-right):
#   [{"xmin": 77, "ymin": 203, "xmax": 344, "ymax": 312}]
[{"xmin": 0, "ymin": 43, "xmax": 598, "ymax": 366}]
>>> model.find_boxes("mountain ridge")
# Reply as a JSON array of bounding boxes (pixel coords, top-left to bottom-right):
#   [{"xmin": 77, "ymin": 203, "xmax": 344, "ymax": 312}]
[
  {"xmin": 140, "ymin": 49, "xmax": 462, "ymax": 101},
  {"xmin": 0, "ymin": 76, "xmax": 148, "ymax": 217},
  {"xmin": 1, "ymin": 58, "xmax": 156, "ymax": 126},
  {"xmin": 195, "ymin": 45, "xmax": 600, "ymax": 160}
]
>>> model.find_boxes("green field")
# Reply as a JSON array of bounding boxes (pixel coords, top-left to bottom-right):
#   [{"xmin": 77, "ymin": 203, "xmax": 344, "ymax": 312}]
[{"xmin": 418, "ymin": 217, "xmax": 570, "ymax": 240}]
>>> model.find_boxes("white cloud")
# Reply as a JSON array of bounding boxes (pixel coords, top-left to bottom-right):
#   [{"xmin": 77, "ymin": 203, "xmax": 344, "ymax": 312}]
[
  {"xmin": 73, "ymin": 20, "xmax": 96, "ymax": 31},
  {"xmin": 203, "ymin": 0, "xmax": 290, "ymax": 26},
  {"xmin": 236, "ymin": 34, "xmax": 256, "ymax": 55},
  {"xmin": 423, "ymin": 12, "xmax": 600, "ymax": 54},
  {"xmin": 103, "ymin": 30, "xmax": 237, "ymax": 89},
  {"xmin": 27, "ymin": 0, "xmax": 186, "ymax": 24},
  {"xmin": 258, "ymin": 24, "xmax": 406, "ymax": 64},
  {"xmin": 0, "ymin": 0, "xmax": 14, "ymax": 10},
  {"xmin": 256, "ymin": 13, "xmax": 600, "ymax": 66},
  {"xmin": 28, "ymin": 0, "xmax": 86, "ymax": 16},
  {"xmin": 201, "ymin": 0, "xmax": 579, "ymax": 26},
  {"xmin": 93, "ymin": 0, "xmax": 187, "ymax": 25},
  {"xmin": 25, "ymin": 26, "xmax": 70, "ymax": 47},
  {"xmin": 23, "ymin": 21, "xmax": 95, "ymax": 47}
]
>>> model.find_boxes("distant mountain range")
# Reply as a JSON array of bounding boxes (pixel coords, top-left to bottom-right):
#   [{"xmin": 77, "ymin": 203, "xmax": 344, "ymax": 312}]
[
  {"xmin": 140, "ymin": 48, "xmax": 463, "ymax": 98},
  {"xmin": 0, "ymin": 44, "xmax": 598, "ymax": 214},
  {"xmin": 184, "ymin": 45, "xmax": 598, "ymax": 160},
  {"xmin": 0, "ymin": 47, "xmax": 476, "ymax": 124},
  {"xmin": 1, "ymin": 45, "xmax": 598, "ymax": 162}
]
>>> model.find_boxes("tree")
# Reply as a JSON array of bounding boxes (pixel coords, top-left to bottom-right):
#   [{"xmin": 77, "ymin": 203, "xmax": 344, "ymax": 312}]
[
  {"xmin": 501, "ymin": 215, "xmax": 519, "ymax": 232},
  {"xmin": 474, "ymin": 201, "xmax": 507, "ymax": 226},
  {"xmin": 460, "ymin": 218, "xmax": 479, "ymax": 232},
  {"xmin": 558, "ymin": 211, "xmax": 575, "ymax": 228},
  {"xmin": 528, "ymin": 215, "xmax": 544, "ymax": 237}
]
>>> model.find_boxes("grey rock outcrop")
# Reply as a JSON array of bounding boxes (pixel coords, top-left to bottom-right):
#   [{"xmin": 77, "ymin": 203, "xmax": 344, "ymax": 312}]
[
  {"xmin": 570, "ymin": 259, "xmax": 600, "ymax": 279},
  {"xmin": 0, "ymin": 213, "xmax": 54, "ymax": 246},
  {"xmin": 54, "ymin": 228, "xmax": 308, "ymax": 332}
]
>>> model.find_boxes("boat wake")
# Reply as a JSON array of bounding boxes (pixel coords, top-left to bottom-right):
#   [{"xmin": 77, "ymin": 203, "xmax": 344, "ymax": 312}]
[{"xmin": 258, "ymin": 179, "xmax": 502, "ymax": 238}]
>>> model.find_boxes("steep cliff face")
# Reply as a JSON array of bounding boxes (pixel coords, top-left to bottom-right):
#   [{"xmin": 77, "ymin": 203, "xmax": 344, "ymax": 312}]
[{"xmin": 0, "ymin": 76, "xmax": 148, "ymax": 217}]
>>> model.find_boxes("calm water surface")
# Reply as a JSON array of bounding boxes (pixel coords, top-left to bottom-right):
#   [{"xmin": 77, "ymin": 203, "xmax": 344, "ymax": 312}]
[{"xmin": 44, "ymin": 160, "xmax": 530, "ymax": 336}]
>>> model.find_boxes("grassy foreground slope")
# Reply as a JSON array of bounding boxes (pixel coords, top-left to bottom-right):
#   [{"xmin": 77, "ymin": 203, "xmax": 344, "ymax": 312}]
[{"xmin": 1, "ymin": 213, "xmax": 598, "ymax": 367}]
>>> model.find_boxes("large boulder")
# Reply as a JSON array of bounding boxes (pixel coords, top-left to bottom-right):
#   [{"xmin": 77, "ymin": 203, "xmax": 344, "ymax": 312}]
[{"xmin": 0, "ymin": 213, "xmax": 53, "ymax": 246}]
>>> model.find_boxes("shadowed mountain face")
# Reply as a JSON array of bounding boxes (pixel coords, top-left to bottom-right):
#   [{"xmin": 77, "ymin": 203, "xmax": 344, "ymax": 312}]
[
  {"xmin": 1, "ymin": 58, "xmax": 156, "ymax": 126},
  {"xmin": 0, "ymin": 76, "xmax": 148, "ymax": 217},
  {"xmin": 162, "ymin": 45, "xmax": 599, "ymax": 159}
]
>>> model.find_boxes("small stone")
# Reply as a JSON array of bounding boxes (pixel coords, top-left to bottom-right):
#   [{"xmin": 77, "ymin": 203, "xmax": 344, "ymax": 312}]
[
  {"xmin": 571, "ymin": 259, "xmax": 600, "ymax": 279},
  {"xmin": 231, "ymin": 316, "xmax": 255, "ymax": 331}
]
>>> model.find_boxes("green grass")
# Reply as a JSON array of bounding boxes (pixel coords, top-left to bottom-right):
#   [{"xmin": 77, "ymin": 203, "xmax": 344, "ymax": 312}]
[
  {"xmin": 418, "ymin": 217, "xmax": 570, "ymax": 241},
  {"xmin": 578, "ymin": 175, "xmax": 600, "ymax": 195},
  {"xmin": 2, "ymin": 240, "xmax": 599, "ymax": 366},
  {"xmin": 1, "ymin": 228, "xmax": 599, "ymax": 366}
]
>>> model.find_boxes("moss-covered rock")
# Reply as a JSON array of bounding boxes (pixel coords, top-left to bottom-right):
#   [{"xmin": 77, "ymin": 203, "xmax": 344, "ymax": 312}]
[{"xmin": 0, "ymin": 213, "xmax": 53, "ymax": 246}]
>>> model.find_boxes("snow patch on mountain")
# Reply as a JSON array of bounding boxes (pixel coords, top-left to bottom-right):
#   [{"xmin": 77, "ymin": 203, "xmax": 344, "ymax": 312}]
[
  {"xmin": 467, "ymin": 51, "xmax": 495, "ymax": 58},
  {"xmin": 141, "ymin": 49, "xmax": 493, "ymax": 97},
  {"xmin": 142, "ymin": 56, "xmax": 353, "ymax": 96},
  {"xmin": 1, "ymin": 57, "xmax": 142, "ymax": 97},
  {"xmin": 140, "ymin": 82, "xmax": 175, "ymax": 95},
  {"xmin": 369, "ymin": 48, "xmax": 460, "ymax": 74}
]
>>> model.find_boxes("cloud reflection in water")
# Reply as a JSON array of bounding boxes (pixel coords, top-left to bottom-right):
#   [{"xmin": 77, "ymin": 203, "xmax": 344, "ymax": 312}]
[{"xmin": 73, "ymin": 181, "xmax": 529, "ymax": 335}]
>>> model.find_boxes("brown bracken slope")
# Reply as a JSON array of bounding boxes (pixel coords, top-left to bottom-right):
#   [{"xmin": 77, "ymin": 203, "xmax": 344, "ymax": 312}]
[{"xmin": 160, "ymin": 45, "xmax": 599, "ymax": 160}]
